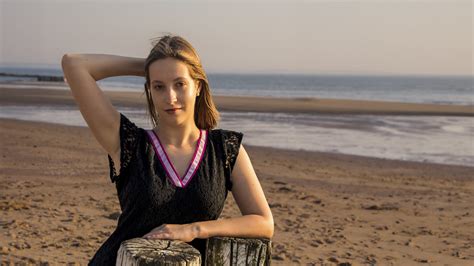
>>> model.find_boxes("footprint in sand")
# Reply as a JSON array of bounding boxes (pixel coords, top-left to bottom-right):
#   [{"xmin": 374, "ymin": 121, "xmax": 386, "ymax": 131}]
[
  {"xmin": 268, "ymin": 202, "xmax": 283, "ymax": 209},
  {"xmin": 278, "ymin": 186, "xmax": 293, "ymax": 192},
  {"xmin": 299, "ymin": 213, "xmax": 310, "ymax": 219},
  {"xmin": 361, "ymin": 203, "xmax": 399, "ymax": 211}
]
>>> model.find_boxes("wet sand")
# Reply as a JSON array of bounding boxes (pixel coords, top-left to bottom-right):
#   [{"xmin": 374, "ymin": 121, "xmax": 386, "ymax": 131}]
[
  {"xmin": 1, "ymin": 85, "xmax": 473, "ymax": 116},
  {"xmin": 0, "ymin": 117, "xmax": 473, "ymax": 265}
]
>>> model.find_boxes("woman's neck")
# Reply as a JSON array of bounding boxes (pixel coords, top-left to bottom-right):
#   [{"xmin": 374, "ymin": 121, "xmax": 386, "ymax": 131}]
[{"xmin": 154, "ymin": 123, "xmax": 201, "ymax": 148}]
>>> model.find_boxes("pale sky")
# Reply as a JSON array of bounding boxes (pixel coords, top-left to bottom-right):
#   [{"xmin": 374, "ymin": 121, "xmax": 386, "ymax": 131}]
[{"xmin": 0, "ymin": 0, "xmax": 472, "ymax": 76}]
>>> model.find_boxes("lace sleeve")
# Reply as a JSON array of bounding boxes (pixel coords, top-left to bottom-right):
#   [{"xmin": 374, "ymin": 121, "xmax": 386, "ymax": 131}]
[
  {"xmin": 221, "ymin": 130, "xmax": 244, "ymax": 191},
  {"xmin": 107, "ymin": 113, "xmax": 141, "ymax": 183}
]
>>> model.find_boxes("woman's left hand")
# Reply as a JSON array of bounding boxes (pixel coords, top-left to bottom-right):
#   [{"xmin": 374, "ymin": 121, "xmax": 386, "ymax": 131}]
[{"xmin": 143, "ymin": 223, "xmax": 199, "ymax": 242}]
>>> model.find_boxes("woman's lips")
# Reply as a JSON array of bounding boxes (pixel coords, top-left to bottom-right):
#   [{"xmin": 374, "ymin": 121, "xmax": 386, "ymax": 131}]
[{"xmin": 165, "ymin": 108, "xmax": 182, "ymax": 114}]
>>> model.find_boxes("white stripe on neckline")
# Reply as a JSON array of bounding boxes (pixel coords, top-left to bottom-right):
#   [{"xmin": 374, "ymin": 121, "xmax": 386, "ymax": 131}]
[{"xmin": 146, "ymin": 129, "xmax": 208, "ymax": 188}]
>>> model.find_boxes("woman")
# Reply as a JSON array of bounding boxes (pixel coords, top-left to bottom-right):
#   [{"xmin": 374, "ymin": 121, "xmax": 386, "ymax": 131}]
[{"xmin": 61, "ymin": 35, "xmax": 274, "ymax": 265}]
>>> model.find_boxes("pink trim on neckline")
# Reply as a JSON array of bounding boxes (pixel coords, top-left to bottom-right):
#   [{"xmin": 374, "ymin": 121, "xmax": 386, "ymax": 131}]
[
  {"xmin": 146, "ymin": 129, "xmax": 207, "ymax": 188},
  {"xmin": 146, "ymin": 131, "xmax": 182, "ymax": 187}
]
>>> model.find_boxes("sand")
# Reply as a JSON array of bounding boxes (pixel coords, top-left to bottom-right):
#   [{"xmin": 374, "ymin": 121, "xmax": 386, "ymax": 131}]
[
  {"xmin": 1, "ymin": 120, "xmax": 473, "ymax": 265},
  {"xmin": 1, "ymin": 83, "xmax": 473, "ymax": 265},
  {"xmin": 1, "ymin": 86, "xmax": 473, "ymax": 116}
]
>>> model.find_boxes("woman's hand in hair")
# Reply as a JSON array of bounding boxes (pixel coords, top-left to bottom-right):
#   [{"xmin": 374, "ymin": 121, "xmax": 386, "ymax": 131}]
[{"xmin": 142, "ymin": 223, "xmax": 200, "ymax": 243}]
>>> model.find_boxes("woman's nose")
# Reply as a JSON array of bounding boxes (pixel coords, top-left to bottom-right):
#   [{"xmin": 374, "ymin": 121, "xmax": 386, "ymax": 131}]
[{"xmin": 165, "ymin": 87, "xmax": 177, "ymax": 103}]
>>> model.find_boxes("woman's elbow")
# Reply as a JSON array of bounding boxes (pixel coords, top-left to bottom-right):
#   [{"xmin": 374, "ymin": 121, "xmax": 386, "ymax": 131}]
[
  {"xmin": 263, "ymin": 216, "xmax": 274, "ymax": 239},
  {"xmin": 61, "ymin": 53, "xmax": 73, "ymax": 69},
  {"xmin": 267, "ymin": 223, "xmax": 274, "ymax": 239},
  {"xmin": 61, "ymin": 53, "xmax": 82, "ymax": 71}
]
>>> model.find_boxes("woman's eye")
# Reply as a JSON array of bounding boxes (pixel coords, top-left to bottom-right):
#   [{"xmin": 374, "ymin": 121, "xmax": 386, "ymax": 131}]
[
  {"xmin": 154, "ymin": 85, "xmax": 164, "ymax": 90},
  {"xmin": 176, "ymin": 82, "xmax": 185, "ymax": 87}
]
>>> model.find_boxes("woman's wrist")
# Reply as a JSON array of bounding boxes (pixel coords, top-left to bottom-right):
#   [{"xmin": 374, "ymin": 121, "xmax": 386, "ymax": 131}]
[
  {"xmin": 95, "ymin": 55, "xmax": 144, "ymax": 78},
  {"xmin": 127, "ymin": 57, "xmax": 146, "ymax": 77},
  {"xmin": 192, "ymin": 222, "xmax": 207, "ymax": 239}
]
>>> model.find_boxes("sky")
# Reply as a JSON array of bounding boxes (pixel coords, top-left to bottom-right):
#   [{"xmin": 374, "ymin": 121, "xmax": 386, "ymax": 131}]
[{"xmin": 0, "ymin": 0, "xmax": 472, "ymax": 76}]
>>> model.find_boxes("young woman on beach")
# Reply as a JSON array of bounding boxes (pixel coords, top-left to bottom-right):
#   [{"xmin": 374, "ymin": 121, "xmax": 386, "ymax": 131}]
[{"xmin": 61, "ymin": 35, "xmax": 274, "ymax": 265}]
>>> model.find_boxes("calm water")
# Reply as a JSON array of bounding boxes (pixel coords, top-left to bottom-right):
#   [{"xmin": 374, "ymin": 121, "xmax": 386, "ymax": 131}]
[
  {"xmin": 1, "ymin": 66, "xmax": 473, "ymax": 105},
  {"xmin": 0, "ymin": 105, "xmax": 472, "ymax": 167}
]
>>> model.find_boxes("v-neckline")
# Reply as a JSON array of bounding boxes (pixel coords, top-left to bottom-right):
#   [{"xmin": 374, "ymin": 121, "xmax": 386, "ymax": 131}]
[{"xmin": 146, "ymin": 129, "xmax": 208, "ymax": 188}]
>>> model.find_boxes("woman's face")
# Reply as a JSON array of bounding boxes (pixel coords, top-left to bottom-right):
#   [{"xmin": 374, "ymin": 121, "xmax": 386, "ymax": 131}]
[{"xmin": 148, "ymin": 57, "xmax": 200, "ymax": 127}]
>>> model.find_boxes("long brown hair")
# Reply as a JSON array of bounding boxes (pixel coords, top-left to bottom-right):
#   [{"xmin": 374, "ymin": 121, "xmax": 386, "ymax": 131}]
[{"xmin": 144, "ymin": 35, "xmax": 219, "ymax": 129}]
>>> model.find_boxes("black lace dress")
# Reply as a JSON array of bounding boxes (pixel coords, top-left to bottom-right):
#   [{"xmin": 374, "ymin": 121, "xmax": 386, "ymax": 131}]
[{"xmin": 88, "ymin": 113, "xmax": 243, "ymax": 265}]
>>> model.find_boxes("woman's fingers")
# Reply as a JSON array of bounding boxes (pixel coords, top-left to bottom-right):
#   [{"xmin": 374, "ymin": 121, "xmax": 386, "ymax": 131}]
[
  {"xmin": 144, "ymin": 231, "xmax": 161, "ymax": 238},
  {"xmin": 143, "ymin": 224, "xmax": 168, "ymax": 238},
  {"xmin": 144, "ymin": 232, "xmax": 170, "ymax": 239},
  {"xmin": 151, "ymin": 224, "xmax": 166, "ymax": 232},
  {"xmin": 144, "ymin": 228, "xmax": 171, "ymax": 238}
]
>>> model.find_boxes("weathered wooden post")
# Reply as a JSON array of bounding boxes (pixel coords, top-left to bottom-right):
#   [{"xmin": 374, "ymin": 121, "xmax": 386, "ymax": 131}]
[
  {"xmin": 116, "ymin": 238, "xmax": 201, "ymax": 266},
  {"xmin": 205, "ymin": 237, "xmax": 272, "ymax": 266},
  {"xmin": 116, "ymin": 237, "xmax": 272, "ymax": 265}
]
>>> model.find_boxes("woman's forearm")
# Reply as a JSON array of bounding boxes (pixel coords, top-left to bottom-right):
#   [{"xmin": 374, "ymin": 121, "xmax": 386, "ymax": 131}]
[
  {"xmin": 193, "ymin": 215, "xmax": 274, "ymax": 240},
  {"xmin": 61, "ymin": 54, "xmax": 145, "ymax": 81}
]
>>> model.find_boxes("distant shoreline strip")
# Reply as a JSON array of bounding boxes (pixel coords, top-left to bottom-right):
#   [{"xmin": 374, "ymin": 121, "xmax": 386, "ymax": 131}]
[{"xmin": 0, "ymin": 85, "xmax": 472, "ymax": 116}]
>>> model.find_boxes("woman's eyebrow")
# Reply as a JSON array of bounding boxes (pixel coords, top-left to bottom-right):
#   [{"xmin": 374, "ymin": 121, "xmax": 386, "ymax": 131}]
[{"xmin": 152, "ymin": 77, "xmax": 186, "ymax": 84}]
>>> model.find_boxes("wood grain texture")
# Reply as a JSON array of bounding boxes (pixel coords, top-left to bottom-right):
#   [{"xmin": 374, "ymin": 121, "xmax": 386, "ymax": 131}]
[
  {"xmin": 116, "ymin": 238, "xmax": 201, "ymax": 266},
  {"xmin": 205, "ymin": 237, "xmax": 272, "ymax": 266}
]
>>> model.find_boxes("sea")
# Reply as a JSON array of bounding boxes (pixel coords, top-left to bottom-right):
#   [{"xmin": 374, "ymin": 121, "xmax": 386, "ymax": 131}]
[{"xmin": 1, "ymin": 66, "xmax": 473, "ymax": 167}]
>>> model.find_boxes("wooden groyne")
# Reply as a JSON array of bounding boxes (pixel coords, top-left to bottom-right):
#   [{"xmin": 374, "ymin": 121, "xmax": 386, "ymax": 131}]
[{"xmin": 0, "ymin": 72, "xmax": 64, "ymax": 82}]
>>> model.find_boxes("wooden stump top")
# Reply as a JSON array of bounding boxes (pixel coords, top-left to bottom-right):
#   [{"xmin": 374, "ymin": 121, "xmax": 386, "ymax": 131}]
[{"xmin": 116, "ymin": 238, "xmax": 201, "ymax": 266}]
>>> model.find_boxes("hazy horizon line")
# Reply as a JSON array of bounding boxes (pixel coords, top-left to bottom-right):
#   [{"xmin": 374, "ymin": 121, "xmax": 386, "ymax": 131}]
[{"xmin": 0, "ymin": 62, "xmax": 472, "ymax": 78}]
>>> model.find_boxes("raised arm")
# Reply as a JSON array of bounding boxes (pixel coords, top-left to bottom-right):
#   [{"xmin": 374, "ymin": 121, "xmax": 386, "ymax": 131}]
[{"xmin": 61, "ymin": 54, "xmax": 145, "ymax": 170}]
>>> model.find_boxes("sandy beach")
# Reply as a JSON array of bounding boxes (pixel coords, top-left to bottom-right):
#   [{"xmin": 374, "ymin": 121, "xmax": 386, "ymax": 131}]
[
  {"xmin": 1, "ymin": 85, "xmax": 473, "ymax": 116},
  {"xmin": 1, "ymin": 84, "xmax": 473, "ymax": 265}
]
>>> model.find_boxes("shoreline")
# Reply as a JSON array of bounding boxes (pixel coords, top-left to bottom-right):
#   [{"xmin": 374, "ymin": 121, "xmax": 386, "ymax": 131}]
[
  {"xmin": 1, "ymin": 118, "xmax": 473, "ymax": 264},
  {"xmin": 1, "ymin": 85, "xmax": 473, "ymax": 116},
  {"xmin": 0, "ymin": 117, "xmax": 471, "ymax": 169}
]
